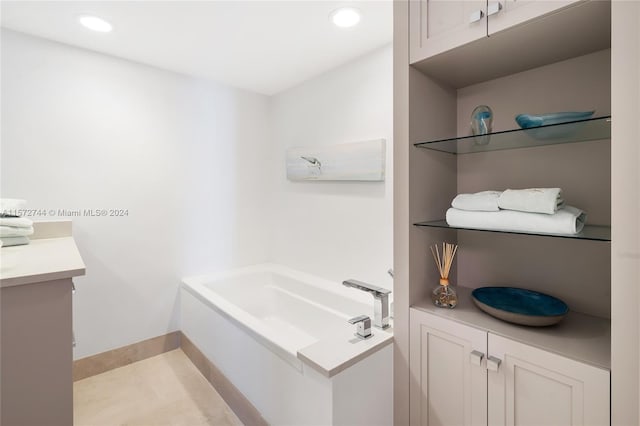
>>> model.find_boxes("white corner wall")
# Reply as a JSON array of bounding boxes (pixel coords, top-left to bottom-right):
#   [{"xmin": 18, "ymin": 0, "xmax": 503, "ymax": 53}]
[
  {"xmin": 269, "ymin": 45, "xmax": 394, "ymax": 291},
  {"xmin": 1, "ymin": 29, "xmax": 272, "ymax": 358},
  {"xmin": 1, "ymin": 30, "xmax": 393, "ymax": 358}
]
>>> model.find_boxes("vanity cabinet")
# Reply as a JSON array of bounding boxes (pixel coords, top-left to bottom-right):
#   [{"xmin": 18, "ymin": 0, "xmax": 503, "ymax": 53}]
[
  {"xmin": 1, "ymin": 278, "xmax": 75, "ymax": 426},
  {"xmin": 410, "ymin": 307, "xmax": 610, "ymax": 426},
  {"xmin": 0, "ymin": 225, "xmax": 85, "ymax": 426}
]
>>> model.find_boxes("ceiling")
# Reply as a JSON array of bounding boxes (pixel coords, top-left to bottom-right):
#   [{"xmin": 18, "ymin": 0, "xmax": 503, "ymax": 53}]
[{"xmin": 0, "ymin": 1, "xmax": 393, "ymax": 95}]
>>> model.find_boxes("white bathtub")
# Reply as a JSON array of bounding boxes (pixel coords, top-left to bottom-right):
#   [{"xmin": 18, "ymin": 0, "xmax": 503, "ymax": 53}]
[{"xmin": 181, "ymin": 263, "xmax": 393, "ymax": 426}]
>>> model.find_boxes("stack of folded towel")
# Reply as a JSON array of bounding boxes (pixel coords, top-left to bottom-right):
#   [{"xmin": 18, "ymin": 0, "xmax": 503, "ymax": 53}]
[
  {"xmin": 0, "ymin": 199, "xmax": 33, "ymax": 247},
  {"xmin": 447, "ymin": 188, "xmax": 586, "ymax": 235}
]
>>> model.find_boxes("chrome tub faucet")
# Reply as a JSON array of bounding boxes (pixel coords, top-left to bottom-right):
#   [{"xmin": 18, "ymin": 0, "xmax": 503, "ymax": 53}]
[
  {"xmin": 348, "ymin": 315, "xmax": 372, "ymax": 339},
  {"xmin": 342, "ymin": 279, "xmax": 391, "ymax": 329}
]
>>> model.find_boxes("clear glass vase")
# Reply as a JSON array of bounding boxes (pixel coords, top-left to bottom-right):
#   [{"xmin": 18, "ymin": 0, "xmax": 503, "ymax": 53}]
[
  {"xmin": 432, "ymin": 278, "xmax": 458, "ymax": 308},
  {"xmin": 471, "ymin": 105, "xmax": 493, "ymax": 146}
]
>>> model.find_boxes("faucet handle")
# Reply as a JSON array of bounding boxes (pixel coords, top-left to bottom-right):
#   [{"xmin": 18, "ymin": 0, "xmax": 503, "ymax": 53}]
[
  {"xmin": 348, "ymin": 315, "xmax": 369, "ymax": 324},
  {"xmin": 348, "ymin": 315, "xmax": 372, "ymax": 339}
]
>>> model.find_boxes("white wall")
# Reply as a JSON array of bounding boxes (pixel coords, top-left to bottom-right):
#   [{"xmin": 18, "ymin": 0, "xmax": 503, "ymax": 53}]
[
  {"xmin": 1, "ymin": 31, "xmax": 393, "ymax": 358},
  {"xmin": 270, "ymin": 46, "xmax": 393, "ymax": 291},
  {"xmin": 1, "ymin": 30, "xmax": 272, "ymax": 358}
]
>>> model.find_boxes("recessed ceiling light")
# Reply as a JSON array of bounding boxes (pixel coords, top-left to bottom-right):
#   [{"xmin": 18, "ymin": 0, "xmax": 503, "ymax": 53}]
[
  {"xmin": 330, "ymin": 7, "xmax": 361, "ymax": 28},
  {"xmin": 79, "ymin": 15, "xmax": 113, "ymax": 33}
]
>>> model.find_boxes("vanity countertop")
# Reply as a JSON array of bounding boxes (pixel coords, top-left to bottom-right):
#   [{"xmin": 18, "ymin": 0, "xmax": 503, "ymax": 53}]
[{"xmin": 0, "ymin": 221, "xmax": 85, "ymax": 288}]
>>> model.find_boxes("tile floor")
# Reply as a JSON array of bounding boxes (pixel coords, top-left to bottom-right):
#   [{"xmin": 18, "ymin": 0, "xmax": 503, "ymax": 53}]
[{"xmin": 74, "ymin": 349, "xmax": 243, "ymax": 426}]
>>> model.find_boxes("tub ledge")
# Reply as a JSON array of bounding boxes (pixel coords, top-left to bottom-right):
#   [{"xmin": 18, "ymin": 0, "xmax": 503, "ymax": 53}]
[{"xmin": 297, "ymin": 327, "xmax": 394, "ymax": 378}]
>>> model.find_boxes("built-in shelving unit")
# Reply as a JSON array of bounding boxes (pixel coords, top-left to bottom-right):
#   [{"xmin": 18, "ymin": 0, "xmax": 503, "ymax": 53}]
[
  {"xmin": 413, "ymin": 220, "xmax": 611, "ymax": 242},
  {"xmin": 396, "ymin": 0, "xmax": 640, "ymax": 423},
  {"xmin": 414, "ymin": 116, "xmax": 611, "ymax": 154}
]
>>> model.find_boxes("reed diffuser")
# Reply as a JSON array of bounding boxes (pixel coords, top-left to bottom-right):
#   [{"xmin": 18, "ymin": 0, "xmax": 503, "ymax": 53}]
[{"xmin": 430, "ymin": 242, "xmax": 459, "ymax": 308}]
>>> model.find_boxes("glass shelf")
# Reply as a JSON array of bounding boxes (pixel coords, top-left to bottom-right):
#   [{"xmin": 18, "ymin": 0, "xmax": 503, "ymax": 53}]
[
  {"xmin": 414, "ymin": 116, "xmax": 611, "ymax": 154},
  {"xmin": 414, "ymin": 220, "xmax": 611, "ymax": 241}
]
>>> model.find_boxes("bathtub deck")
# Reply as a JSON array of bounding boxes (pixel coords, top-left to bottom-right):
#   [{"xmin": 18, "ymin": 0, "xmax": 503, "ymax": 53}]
[{"xmin": 298, "ymin": 325, "xmax": 394, "ymax": 377}]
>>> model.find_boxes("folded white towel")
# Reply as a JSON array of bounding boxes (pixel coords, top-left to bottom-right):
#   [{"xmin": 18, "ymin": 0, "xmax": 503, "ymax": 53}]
[
  {"xmin": 0, "ymin": 198, "xmax": 26, "ymax": 215},
  {"xmin": 0, "ymin": 217, "xmax": 33, "ymax": 228},
  {"xmin": 0, "ymin": 236, "xmax": 30, "ymax": 247},
  {"xmin": 452, "ymin": 191, "xmax": 501, "ymax": 212},
  {"xmin": 498, "ymin": 188, "xmax": 563, "ymax": 215},
  {"xmin": 446, "ymin": 205, "xmax": 586, "ymax": 235},
  {"xmin": 0, "ymin": 225, "xmax": 34, "ymax": 237}
]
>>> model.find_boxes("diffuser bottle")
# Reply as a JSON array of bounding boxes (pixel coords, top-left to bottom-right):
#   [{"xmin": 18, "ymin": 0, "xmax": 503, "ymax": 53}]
[
  {"xmin": 432, "ymin": 278, "xmax": 458, "ymax": 308},
  {"xmin": 430, "ymin": 242, "xmax": 459, "ymax": 309}
]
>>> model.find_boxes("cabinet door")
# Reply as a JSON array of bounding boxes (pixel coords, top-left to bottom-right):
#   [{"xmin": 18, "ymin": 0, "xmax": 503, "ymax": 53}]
[
  {"xmin": 487, "ymin": 333, "xmax": 610, "ymax": 426},
  {"xmin": 487, "ymin": 0, "xmax": 581, "ymax": 35},
  {"xmin": 1, "ymin": 278, "xmax": 74, "ymax": 426},
  {"xmin": 410, "ymin": 308, "xmax": 488, "ymax": 426},
  {"xmin": 410, "ymin": 0, "xmax": 486, "ymax": 63}
]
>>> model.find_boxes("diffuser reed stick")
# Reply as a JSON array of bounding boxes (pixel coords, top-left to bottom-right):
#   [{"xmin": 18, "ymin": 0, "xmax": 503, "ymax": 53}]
[
  {"xmin": 430, "ymin": 242, "xmax": 459, "ymax": 308},
  {"xmin": 430, "ymin": 242, "xmax": 458, "ymax": 285}
]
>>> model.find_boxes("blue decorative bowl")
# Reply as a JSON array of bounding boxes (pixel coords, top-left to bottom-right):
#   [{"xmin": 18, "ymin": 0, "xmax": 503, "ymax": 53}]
[
  {"xmin": 471, "ymin": 287, "xmax": 568, "ymax": 326},
  {"xmin": 515, "ymin": 111, "xmax": 595, "ymax": 128},
  {"xmin": 515, "ymin": 111, "xmax": 595, "ymax": 140}
]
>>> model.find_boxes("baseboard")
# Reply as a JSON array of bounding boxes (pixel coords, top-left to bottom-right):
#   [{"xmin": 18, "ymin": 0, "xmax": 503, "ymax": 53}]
[
  {"xmin": 73, "ymin": 331, "xmax": 181, "ymax": 381},
  {"xmin": 180, "ymin": 332, "xmax": 268, "ymax": 426}
]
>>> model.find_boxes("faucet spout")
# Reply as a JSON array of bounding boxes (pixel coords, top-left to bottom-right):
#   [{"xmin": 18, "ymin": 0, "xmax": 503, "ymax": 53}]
[{"xmin": 343, "ymin": 279, "xmax": 391, "ymax": 329}]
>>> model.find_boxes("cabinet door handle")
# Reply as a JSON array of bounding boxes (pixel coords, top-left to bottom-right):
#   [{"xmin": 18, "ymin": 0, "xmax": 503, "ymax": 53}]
[
  {"xmin": 470, "ymin": 350, "xmax": 484, "ymax": 366},
  {"xmin": 487, "ymin": 355, "xmax": 502, "ymax": 372},
  {"xmin": 469, "ymin": 9, "xmax": 484, "ymax": 23},
  {"xmin": 72, "ymin": 281, "xmax": 76, "ymax": 294},
  {"xmin": 487, "ymin": 2, "xmax": 503, "ymax": 16}
]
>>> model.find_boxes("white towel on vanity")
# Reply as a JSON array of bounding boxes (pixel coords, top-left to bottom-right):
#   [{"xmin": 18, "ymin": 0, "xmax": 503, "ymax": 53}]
[
  {"xmin": 0, "ymin": 198, "xmax": 26, "ymax": 215},
  {"xmin": 0, "ymin": 225, "xmax": 34, "ymax": 237},
  {"xmin": 446, "ymin": 205, "xmax": 586, "ymax": 235},
  {"xmin": 497, "ymin": 188, "xmax": 564, "ymax": 215},
  {"xmin": 0, "ymin": 236, "xmax": 30, "ymax": 247},
  {"xmin": 451, "ymin": 191, "xmax": 501, "ymax": 212},
  {"xmin": 0, "ymin": 217, "xmax": 33, "ymax": 228}
]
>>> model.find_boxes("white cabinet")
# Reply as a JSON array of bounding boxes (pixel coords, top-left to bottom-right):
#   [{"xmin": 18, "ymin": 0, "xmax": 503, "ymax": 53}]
[
  {"xmin": 487, "ymin": 333, "xmax": 610, "ymax": 426},
  {"xmin": 409, "ymin": 0, "xmax": 486, "ymax": 63},
  {"xmin": 487, "ymin": 0, "xmax": 580, "ymax": 35},
  {"xmin": 410, "ymin": 308, "xmax": 487, "ymax": 426},
  {"xmin": 409, "ymin": 0, "xmax": 581, "ymax": 64},
  {"xmin": 410, "ymin": 308, "xmax": 610, "ymax": 426}
]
